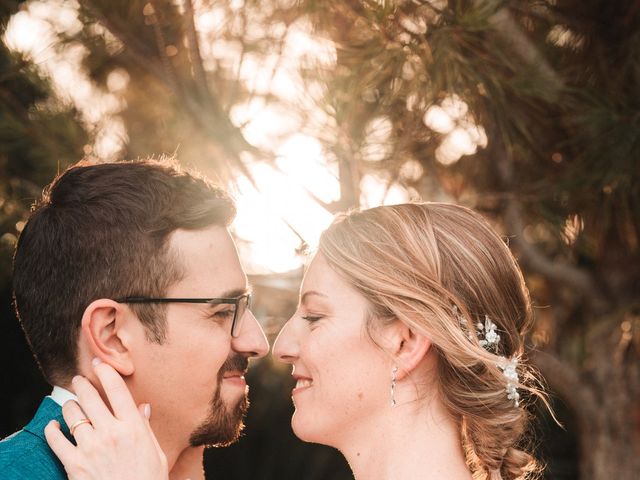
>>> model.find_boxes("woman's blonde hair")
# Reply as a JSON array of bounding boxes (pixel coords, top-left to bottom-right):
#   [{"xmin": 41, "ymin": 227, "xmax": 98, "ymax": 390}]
[{"xmin": 318, "ymin": 202, "xmax": 547, "ymax": 480}]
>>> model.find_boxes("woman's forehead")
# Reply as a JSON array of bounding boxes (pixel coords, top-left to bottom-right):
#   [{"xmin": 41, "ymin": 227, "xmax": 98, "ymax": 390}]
[{"xmin": 300, "ymin": 253, "xmax": 367, "ymax": 308}]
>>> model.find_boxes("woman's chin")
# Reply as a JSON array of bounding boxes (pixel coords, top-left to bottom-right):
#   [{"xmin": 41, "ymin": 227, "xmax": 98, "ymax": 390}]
[{"xmin": 291, "ymin": 412, "xmax": 320, "ymax": 443}]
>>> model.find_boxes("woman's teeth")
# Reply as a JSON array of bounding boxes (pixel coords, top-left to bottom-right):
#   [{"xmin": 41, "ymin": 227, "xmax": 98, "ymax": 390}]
[{"xmin": 296, "ymin": 378, "xmax": 312, "ymax": 388}]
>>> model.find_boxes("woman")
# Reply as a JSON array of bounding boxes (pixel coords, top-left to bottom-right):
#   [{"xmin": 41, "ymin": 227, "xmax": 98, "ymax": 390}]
[{"xmin": 47, "ymin": 203, "xmax": 550, "ymax": 479}]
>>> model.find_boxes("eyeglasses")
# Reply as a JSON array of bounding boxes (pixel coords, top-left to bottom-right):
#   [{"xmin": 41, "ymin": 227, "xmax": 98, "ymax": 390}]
[{"xmin": 114, "ymin": 293, "xmax": 251, "ymax": 338}]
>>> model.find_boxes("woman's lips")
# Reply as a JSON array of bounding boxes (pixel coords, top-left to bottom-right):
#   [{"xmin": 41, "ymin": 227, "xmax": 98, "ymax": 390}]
[{"xmin": 292, "ymin": 377, "xmax": 313, "ymax": 395}]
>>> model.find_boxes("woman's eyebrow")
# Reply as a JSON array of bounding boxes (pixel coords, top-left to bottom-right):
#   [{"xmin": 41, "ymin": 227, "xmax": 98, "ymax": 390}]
[{"xmin": 300, "ymin": 290, "xmax": 328, "ymax": 304}]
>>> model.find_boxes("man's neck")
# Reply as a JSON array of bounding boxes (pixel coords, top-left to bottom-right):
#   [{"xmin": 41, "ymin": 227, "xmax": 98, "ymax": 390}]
[{"xmin": 169, "ymin": 446, "xmax": 205, "ymax": 480}]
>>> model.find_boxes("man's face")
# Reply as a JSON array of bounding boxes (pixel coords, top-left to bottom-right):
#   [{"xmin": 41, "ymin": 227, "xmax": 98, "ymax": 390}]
[{"xmin": 130, "ymin": 225, "xmax": 269, "ymax": 451}]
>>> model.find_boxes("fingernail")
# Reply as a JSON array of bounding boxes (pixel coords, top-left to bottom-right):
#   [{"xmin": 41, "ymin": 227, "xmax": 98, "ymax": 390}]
[
  {"xmin": 143, "ymin": 403, "xmax": 151, "ymax": 419},
  {"xmin": 72, "ymin": 375, "xmax": 82, "ymax": 384},
  {"xmin": 91, "ymin": 357, "xmax": 102, "ymax": 367}
]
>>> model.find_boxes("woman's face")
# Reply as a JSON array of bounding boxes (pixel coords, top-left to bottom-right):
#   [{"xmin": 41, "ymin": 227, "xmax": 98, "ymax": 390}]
[{"xmin": 272, "ymin": 252, "xmax": 391, "ymax": 446}]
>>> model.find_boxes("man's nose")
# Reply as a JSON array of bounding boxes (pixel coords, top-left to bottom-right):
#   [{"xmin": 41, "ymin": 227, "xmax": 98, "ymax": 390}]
[{"xmin": 232, "ymin": 309, "xmax": 269, "ymax": 359}]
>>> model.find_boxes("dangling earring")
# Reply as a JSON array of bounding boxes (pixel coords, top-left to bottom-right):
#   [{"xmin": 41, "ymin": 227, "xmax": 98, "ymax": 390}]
[{"xmin": 390, "ymin": 366, "xmax": 398, "ymax": 406}]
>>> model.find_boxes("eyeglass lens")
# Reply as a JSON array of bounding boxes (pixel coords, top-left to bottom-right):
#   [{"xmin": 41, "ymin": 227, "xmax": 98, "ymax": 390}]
[{"xmin": 231, "ymin": 295, "xmax": 250, "ymax": 337}]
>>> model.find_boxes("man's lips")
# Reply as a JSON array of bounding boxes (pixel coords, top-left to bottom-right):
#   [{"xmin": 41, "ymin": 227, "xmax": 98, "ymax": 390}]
[
  {"xmin": 223, "ymin": 370, "xmax": 247, "ymax": 379},
  {"xmin": 222, "ymin": 371, "xmax": 248, "ymax": 388}
]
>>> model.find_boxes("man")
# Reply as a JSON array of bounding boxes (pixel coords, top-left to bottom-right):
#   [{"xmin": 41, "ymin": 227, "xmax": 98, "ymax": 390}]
[{"xmin": 0, "ymin": 160, "xmax": 269, "ymax": 479}]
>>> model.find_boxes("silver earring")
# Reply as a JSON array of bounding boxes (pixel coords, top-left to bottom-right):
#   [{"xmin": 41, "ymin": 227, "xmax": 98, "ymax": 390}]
[{"xmin": 391, "ymin": 366, "xmax": 398, "ymax": 406}]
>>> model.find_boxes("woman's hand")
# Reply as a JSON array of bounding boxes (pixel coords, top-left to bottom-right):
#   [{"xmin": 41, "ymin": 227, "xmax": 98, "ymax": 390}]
[{"xmin": 44, "ymin": 359, "xmax": 169, "ymax": 480}]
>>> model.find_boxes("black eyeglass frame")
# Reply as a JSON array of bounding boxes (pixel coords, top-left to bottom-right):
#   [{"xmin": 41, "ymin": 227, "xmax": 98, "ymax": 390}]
[{"xmin": 114, "ymin": 293, "xmax": 251, "ymax": 338}]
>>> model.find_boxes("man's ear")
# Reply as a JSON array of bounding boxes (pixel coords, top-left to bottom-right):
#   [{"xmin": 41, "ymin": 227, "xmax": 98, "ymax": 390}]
[
  {"xmin": 80, "ymin": 299, "xmax": 136, "ymax": 376},
  {"xmin": 384, "ymin": 320, "xmax": 432, "ymax": 381}
]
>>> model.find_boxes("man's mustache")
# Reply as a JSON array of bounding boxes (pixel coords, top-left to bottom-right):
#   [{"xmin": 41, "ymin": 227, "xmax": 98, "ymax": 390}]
[{"xmin": 218, "ymin": 354, "xmax": 249, "ymax": 379}]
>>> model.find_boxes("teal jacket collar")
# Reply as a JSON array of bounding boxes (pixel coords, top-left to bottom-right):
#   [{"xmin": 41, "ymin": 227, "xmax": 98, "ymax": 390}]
[{"xmin": 24, "ymin": 397, "xmax": 71, "ymax": 441}]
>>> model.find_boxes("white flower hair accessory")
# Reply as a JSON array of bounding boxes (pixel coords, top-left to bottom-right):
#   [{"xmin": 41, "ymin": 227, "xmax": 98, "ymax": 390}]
[
  {"xmin": 498, "ymin": 357, "xmax": 520, "ymax": 407},
  {"xmin": 478, "ymin": 315, "xmax": 500, "ymax": 350},
  {"xmin": 453, "ymin": 306, "xmax": 521, "ymax": 407}
]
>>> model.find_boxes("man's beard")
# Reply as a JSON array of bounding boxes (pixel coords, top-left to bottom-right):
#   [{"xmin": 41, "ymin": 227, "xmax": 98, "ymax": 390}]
[{"xmin": 188, "ymin": 354, "xmax": 250, "ymax": 447}]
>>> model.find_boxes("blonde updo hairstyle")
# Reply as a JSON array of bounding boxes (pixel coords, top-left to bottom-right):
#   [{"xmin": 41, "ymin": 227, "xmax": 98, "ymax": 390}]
[{"xmin": 318, "ymin": 203, "xmax": 545, "ymax": 480}]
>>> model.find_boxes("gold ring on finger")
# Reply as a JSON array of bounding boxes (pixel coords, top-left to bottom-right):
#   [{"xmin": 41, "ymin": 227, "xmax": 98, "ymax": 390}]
[{"xmin": 69, "ymin": 418, "xmax": 92, "ymax": 436}]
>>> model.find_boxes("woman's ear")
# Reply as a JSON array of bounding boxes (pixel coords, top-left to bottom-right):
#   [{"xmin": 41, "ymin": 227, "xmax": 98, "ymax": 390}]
[
  {"xmin": 80, "ymin": 299, "xmax": 136, "ymax": 376},
  {"xmin": 383, "ymin": 320, "xmax": 432, "ymax": 381}
]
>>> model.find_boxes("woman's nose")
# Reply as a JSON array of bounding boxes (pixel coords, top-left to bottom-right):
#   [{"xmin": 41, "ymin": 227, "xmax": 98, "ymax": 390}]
[{"xmin": 272, "ymin": 317, "xmax": 299, "ymax": 363}]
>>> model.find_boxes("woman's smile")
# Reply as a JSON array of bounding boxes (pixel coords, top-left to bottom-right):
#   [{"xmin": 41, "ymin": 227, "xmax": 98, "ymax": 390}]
[{"xmin": 292, "ymin": 376, "xmax": 313, "ymax": 396}]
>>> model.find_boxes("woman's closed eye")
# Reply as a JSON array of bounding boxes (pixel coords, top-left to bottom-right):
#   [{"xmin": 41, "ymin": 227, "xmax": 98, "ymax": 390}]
[{"xmin": 301, "ymin": 314, "xmax": 324, "ymax": 323}]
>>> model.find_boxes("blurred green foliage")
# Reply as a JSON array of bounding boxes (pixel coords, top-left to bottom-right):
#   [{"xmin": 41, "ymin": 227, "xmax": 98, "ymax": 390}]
[{"xmin": 0, "ymin": 1, "xmax": 88, "ymax": 291}]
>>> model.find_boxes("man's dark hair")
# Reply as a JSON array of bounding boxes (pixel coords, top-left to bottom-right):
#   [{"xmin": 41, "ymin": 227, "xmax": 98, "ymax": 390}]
[{"xmin": 12, "ymin": 159, "xmax": 236, "ymax": 385}]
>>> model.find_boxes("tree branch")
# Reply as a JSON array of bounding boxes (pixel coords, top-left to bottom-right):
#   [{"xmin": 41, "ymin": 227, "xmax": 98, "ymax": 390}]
[
  {"xmin": 488, "ymin": 8, "xmax": 564, "ymax": 95},
  {"xmin": 80, "ymin": 0, "xmax": 266, "ymax": 176},
  {"xmin": 182, "ymin": 0, "xmax": 212, "ymax": 105},
  {"xmin": 148, "ymin": 1, "xmax": 180, "ymax": 94},
  {"xmin": 492, "ymin": 138, "xmax": 608, "ymax": 309},
  {"xmin": 504, "ymin": 199, "xmax": 606, "ymax": 304},
  {"xmin": 529, "ymin": 349, "xmax": 599, "ymax": 435}
]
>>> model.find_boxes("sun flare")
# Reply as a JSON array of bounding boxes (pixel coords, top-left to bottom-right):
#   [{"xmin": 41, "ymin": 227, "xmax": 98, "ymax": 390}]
[{"xmin": 232, "ymin": 135, "xmax": 338, "ymax": 274}]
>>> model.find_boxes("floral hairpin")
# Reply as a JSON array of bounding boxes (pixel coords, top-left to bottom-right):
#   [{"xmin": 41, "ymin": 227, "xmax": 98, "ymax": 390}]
[
  {"xmin": 453, "ymin": 305, "xmax": 520, "ymax": 407},
  {"xmin": 477, "ymin": 315, "xmax": 500, "ymax": 350},
  {"xmin": 498, "ymin": 357, "xmax": 520, "ymax": 407}
]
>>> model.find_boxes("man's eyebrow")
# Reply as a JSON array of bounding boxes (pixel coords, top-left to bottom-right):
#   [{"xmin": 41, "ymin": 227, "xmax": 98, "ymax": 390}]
[
  {"xmin": 300, "ymin": 290, "xmax": 328, "ymax": 303},
  {"xmin": 217, "ymin": 286, "xmax": 252, "ymax": 298}
]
